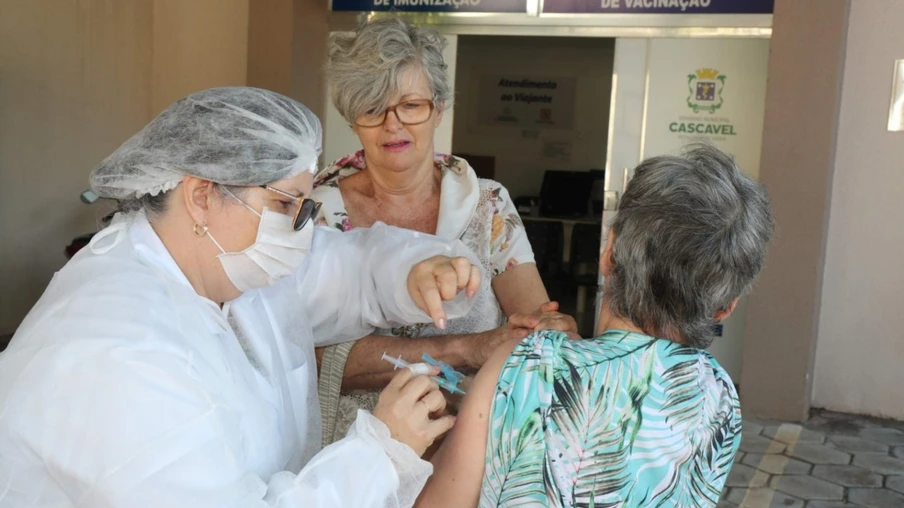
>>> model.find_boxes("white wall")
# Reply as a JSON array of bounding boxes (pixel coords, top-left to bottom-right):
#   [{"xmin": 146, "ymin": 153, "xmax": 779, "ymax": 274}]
[
  {"xmin": 452, "ymin": 36, "xmax": 614, "ymax": 199},
  {"xmin": 812, "ymin": 0, "xmax": 904, "ymax": 419},
  {"xmin": 323, "ymin": 34, "xmax": 457, "ymax": 167}
]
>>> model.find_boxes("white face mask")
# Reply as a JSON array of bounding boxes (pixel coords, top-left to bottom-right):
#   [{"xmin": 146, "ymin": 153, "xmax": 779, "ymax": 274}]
[{"xmin": 207, "ymin": 202, "xmax": 313, "ymax": 293}]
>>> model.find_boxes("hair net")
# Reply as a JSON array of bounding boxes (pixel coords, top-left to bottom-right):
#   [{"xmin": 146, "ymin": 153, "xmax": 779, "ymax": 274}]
[{"xmin": 90, "ymin": 87, "xmax": 322, "ymax": 200}]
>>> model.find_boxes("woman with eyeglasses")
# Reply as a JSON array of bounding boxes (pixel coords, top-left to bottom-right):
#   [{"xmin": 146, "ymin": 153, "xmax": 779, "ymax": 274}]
[
  {"xmin": 0, "ymin": 87, "xmax": 486, "ymax": 508},
  {"xmin": 313, "ymin": 17, "xmax": 578, "ymax": 447}
]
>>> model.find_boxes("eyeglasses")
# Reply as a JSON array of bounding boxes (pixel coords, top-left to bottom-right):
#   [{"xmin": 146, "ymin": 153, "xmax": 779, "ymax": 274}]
[
  {"xmin": 259, "ymin": 185, "xmax": 321, "ymax": 231},
  {"xmin": 223, "ymin": 185, "xmax": 321, "ymax": 231},
  {"xmin": 355, "ymin": 99, "xmax": 436, "ymax": 128}
]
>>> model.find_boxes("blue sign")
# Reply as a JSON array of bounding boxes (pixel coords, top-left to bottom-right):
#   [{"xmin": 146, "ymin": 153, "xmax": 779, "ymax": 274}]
[
  {"xmin": 544, "ymin": 0, "xmax": 773, "ymax": 14},
  {"xmin": 331, "ymin": 0, "xmax": 526, "ymax": 12}
]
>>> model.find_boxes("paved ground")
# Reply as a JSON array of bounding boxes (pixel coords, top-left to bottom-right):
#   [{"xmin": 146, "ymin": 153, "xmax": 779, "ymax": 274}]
[{"xmin": 722, "ymin": 410, "xmax": 904, "ymax": 507}]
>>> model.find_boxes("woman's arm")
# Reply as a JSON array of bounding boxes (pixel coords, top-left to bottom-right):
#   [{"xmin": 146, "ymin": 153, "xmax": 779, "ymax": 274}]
[
  {"xmin": 332, "ymin": 332, "xmax": 482, "ymax": 390},
  {"xmin": 494, "ymin": 262, "xmax": 579, "ymax": 334},
  {"xmin": 491, "ymin": 262, "xmax": 550, "ymax": 316},
  {"xmin": 331, "ymin": 319, "xmax": 540, "ymax": 390},
  {"xmin": 298, "ymin": 224, "xmax": 479, "ymax": 345},
  {"xmin": 486, "ymin": 183, "xmax": 577, "ymax": 331},
  {"xmin": 327, "ymin": 263, "xmax": 573, "ymax": 391},
  {"xmin": 413, "ymin": 337, "xmax": 523, "ymax": 508}
]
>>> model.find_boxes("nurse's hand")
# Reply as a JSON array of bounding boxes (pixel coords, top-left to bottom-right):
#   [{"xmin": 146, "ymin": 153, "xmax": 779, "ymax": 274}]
[
  {"xmin": 408, "ymin": 255, "xmax": 481, "ymax": 329},
  {"xmin": 373, "ymin": 367, "xmax": 456, "ymax": 457}
]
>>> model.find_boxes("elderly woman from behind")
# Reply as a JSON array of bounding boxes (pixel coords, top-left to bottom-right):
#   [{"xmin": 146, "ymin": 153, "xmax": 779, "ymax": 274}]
[
  {"xmin": 416, "ymin": 144, "xmax": 775, "ymax": 507},
  {"xmin": 313, "ymin": 17, "xmax": 577, "ymax": 443}
]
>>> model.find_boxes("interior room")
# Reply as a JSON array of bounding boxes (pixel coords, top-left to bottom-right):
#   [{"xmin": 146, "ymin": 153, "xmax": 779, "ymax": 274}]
[{"xmin": 451, "ymin": 35, "xmax": 614, "ymax": 335}]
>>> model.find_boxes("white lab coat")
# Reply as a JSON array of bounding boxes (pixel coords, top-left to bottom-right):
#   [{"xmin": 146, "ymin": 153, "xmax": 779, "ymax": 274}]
[{"xmin": 0, "ymin": 211, "xmax": 477, "ymax": 508}]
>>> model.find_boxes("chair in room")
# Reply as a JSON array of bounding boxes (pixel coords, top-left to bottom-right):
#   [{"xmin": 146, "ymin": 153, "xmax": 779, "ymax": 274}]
[{"xmin": 523, "ymin": 219, "xmax": 566, "ymax": 301}]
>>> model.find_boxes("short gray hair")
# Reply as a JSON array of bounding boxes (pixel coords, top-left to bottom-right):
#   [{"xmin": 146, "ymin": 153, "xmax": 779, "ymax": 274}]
[
  {"xmin": 605, "ymin": 144, "xmax": 774, "ymax": 349},
  {"xmin": 328, "ymin": 17, "xmax": 451, "ymax": 123}
]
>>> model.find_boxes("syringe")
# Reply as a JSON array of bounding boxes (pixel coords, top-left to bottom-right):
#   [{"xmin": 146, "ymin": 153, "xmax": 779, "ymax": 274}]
[
  {"xmin": 381, "ymin": 352, "xmax": 467, "ymax": 395},
  {"xmin": 381, "ymin": 353, "xmax": 435, "ymax": 376}
]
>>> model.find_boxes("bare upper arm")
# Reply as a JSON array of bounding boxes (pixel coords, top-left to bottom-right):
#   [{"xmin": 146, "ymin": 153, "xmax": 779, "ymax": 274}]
[
  {"xmin": 414, "ymin": 336, "xmax": 524, "ymax": 508},
  {"xmin": 491, "ymin": 262, "xmax": 550, "ymax": 317}
]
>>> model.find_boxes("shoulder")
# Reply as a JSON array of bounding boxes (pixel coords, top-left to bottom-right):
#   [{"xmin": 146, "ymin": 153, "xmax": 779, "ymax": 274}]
[
  {"xmin": 59, "ymin": 250, "xmax": 178, "ymax": 307},
  {"xmin": 311, "ymin": 184, "xmax": 351, "ymax": 232},
  {"xmin": 0, "ymin": 316, "xmax": 221, "ymax": 486},
  {"xmin": 2, "ymin": 253, "xmax": 220, "ymax": 410},
  {"xmin": 698, "ymin": 349, "xmax": 740, "ymax": 401},
  {"xmin": 474, "ymin": 177, "xmax": 506, "ymax": 193},
  {"xmin": 471, "ymin": 179, "xmax": 518, "ymax": 224},
  {"xmin": 471, "ymin": 330, "xmax": 569, "ymax": 398},
  {"xmin": 314, "ymin": 150, "xmax": 366, "ymax": 189},
  {"xmin": 1, "ymin": 262, "xmax": 204, "ymax": 412},
  {"xmin": 311, "ymin": 153, "xmax": 356, "ymax": 232},
  {"xmin": 15, "ymin": 251, "xmax": 196, "ymax": 360},
  {"xmin": 434, "ymin": 153, "xmax": 468, "ymax": 173},
  {"xmin": 472, "ymin": 179, "xmax": 519, "ymax": 216}
]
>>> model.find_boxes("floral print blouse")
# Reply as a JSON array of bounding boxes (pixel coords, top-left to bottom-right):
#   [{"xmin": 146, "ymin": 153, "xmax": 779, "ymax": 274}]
[
  {"xmin": 312, "ymin": 151, "xmax": 537, "ymax": 444},
  {"xmin": 481, "ymin": 330, "xmax": 741, "ymax": 507}
]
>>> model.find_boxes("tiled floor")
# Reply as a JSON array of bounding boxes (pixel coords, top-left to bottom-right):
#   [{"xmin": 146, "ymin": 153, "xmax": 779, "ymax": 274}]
[{"xmin": 723, "ymin": 410, "xmax": 904, "ymax": 507}]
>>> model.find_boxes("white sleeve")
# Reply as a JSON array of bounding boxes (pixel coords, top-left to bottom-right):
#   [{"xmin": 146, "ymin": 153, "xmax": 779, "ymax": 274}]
[
  {"xmin": 8, "ymin": 348, "xmax": 430, "ymax": 508},
  {"xmin": 297, "ymin": 222, "xmax": 480, "ymax": 347},
  {"xmin": 267, "ymin": 411, "xmax": 432, "ymax": 508}
]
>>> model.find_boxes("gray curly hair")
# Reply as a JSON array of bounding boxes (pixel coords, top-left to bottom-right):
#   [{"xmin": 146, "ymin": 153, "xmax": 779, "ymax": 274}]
[
  {"xmin": 605, "ymin": 144, "xmax": 774, "ymax": 349},
  {"xmin": 327, "ymin": 17, "xmax": 452, "ymax": 124}
]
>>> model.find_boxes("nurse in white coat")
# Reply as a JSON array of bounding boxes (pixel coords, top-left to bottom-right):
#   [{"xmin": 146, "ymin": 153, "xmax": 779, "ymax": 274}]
[{"xmin": 0, "ymin": 87, "xmax": 483, "ymax": 508}]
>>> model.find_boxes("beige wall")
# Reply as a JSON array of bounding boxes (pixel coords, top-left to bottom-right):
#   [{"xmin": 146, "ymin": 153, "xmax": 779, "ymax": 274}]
[
  {"xmin": 247, "ymin": 0, "xmax": 295, "ymax": 97},
  {"xmin": 0, "ymin": 1, "xmax": 153, "ymax": 335},
  {"xmin": 247, "ymin": 0, "xmax": 330, "ymax": 120},
  {"xmin": 289, "ymin": 0, "xmax": 330, "ymax": 122},
  {"xmin": 152, "ymin": 0, "xmax": 250, "ymax": 115},
  {"xmin": 812, "ymin": 0, "xmax": 904, "ymax": 419},
  {"xmin": 452, "ymin": 36, "xmax": 613, "ymax": 199},
  {"xmin": 739, "ymin": 0, "xmax": 850, "ymax": 421},
  {"xmin": 743, "ymin": 0, "xmax": 904, "ymax": 421},
  {"xmin": 246, "ymin": 0, "xmax": 330, "ymax": 161},
  {"xmin": 0, "ymin": 0, "xmax": 251, "ymax": 334}
]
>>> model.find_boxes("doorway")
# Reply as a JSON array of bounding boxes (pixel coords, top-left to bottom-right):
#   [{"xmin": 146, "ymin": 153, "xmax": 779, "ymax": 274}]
[{"xmin": 451, "ymin": 35, "xmax": 615, "ymax": 336}]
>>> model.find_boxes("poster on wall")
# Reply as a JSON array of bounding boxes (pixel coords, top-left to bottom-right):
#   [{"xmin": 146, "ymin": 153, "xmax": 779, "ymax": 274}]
[
  {"xmin": 330, "ymin": 0, "xmax": 526, "ymax": 12},
  {"xmin": 641, "ymin": 39, "xmax": 771, "ymax": 181},
  {"xmin": 477, "ymin": 75, "xmax": 577, "ymax": 129},
  {"xmin": 543, "ymin": 0, "xmax": 773, "ymax": 14}
]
